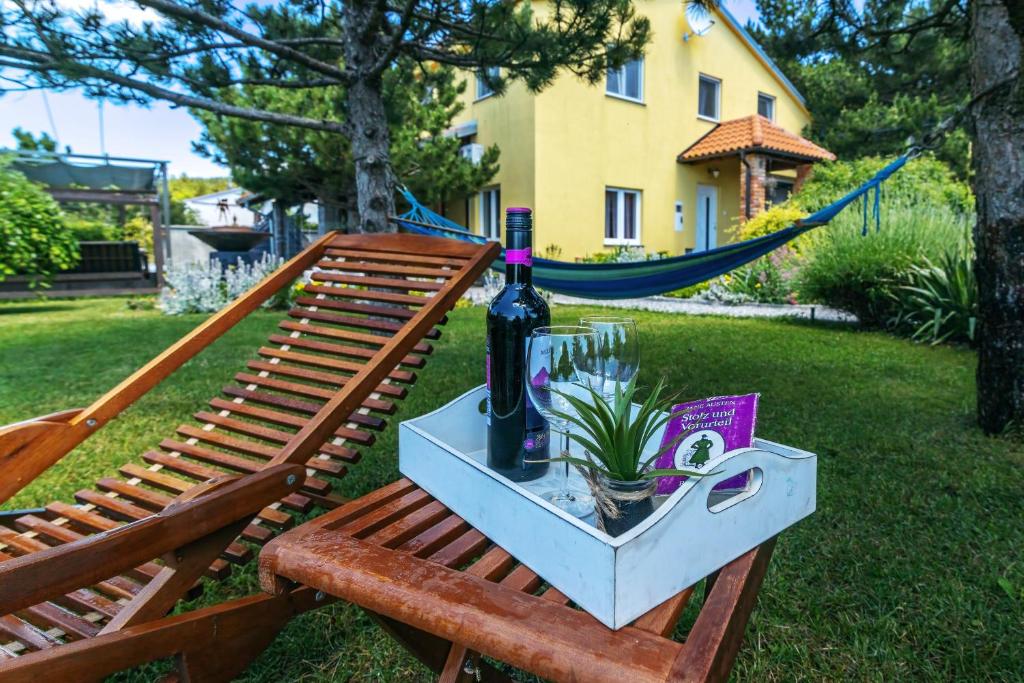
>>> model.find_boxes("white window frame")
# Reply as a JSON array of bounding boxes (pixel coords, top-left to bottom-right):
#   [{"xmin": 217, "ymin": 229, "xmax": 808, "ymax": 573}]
[
  {"xmin": 697, "ymin": 74, "xmax": 721, "ymax": 122},
  {"xmin": 758, "ymin": 92, "xmax": 776, "ymax": 121},
  {"xmin": 606, "ymin": 57, "xmax": 644, "ymax": 103},
  {"xmin": 475, "ymin": 67, "xmax": 499, "ymax": 101},
  {"xmin": 604, "ymin": 187, "xmax": 642, "ymax": 246},
  {"xmin": 478, "ymin": 186, "xmax": 501, "ymax": 240}
]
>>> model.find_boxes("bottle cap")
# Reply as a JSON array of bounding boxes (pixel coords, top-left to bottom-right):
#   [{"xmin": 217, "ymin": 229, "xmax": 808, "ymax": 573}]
[{"xmin": 505, "ymin": 207, "xmax": 532, "ymax": 231}]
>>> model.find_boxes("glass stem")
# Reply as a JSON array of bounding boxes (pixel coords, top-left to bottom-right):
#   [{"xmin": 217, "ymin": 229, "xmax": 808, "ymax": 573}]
[{"xmin": 561, "ymin": 430, "xmax": 573, "ymax": 500}]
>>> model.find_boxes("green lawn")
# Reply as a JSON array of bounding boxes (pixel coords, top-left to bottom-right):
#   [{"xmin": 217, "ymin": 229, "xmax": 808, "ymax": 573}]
[{"xmin": 1, "ymin": 297, "xmax": 1021, "ymax": 681}]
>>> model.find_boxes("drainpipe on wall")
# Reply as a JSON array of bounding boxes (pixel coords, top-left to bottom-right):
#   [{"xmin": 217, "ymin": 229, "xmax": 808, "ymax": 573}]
[{"xmin": 740, "ymin": 151, "xmax": 752, "ymax": 221}]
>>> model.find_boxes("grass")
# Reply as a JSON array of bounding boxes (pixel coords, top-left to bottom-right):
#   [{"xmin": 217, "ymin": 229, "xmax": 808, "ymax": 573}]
[{"xmin": 1, "ymin": 297, "xmax": 1022, "ymax": 681}]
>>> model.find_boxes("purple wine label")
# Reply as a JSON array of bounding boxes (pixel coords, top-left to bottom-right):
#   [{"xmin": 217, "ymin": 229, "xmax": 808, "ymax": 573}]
[
  {"xmin": 654, "ymin": 394, "xmax": 759, "ymax": 496},
  {"xmin": 506, "ymin": 247, "xmax": 533, "ymax": 267}
]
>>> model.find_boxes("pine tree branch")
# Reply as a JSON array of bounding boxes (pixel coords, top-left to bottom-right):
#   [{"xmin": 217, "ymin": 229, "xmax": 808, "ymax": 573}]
[
  {"xmin": 0, "ymin": 50, "xmax": 346, "ymax": 133},
  {"xmin": 132, "ymin": 0, "xmax": 352, "ymax": 83}
]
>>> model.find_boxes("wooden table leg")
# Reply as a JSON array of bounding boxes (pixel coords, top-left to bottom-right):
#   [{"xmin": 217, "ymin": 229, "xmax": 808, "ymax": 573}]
[{"xmin": 667, "ymin": 538, "xmax": 777, "ymax": 683}]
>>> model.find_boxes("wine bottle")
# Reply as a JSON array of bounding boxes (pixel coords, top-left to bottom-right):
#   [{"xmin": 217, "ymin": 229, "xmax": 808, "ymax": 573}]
[{"xmin": 486, "ymin": 208, "xmax": 551, "ymax": 482}]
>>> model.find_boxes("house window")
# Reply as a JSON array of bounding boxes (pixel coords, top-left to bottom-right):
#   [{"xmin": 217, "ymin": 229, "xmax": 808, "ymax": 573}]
[
  {"xmin": 476, "ymin": 67, "xmax": 499, "ymax": 100},
  {"xmin": 758, "ymin": 92, "xmax": 775, "ymax": 120},
  {"xmin": 698, "ymin": 75, "xmax": 720, "ymax": 120},
  {"xmin": 607, "ymin": 58, "xmax": 644, "ymax": 102},
  {"xmin": 479, "ymin": 187, "xmax": 500, "ymax": 240},
  {"xmin": 604, "ymin": 187, "xmax": 641, "ymax": 245}
]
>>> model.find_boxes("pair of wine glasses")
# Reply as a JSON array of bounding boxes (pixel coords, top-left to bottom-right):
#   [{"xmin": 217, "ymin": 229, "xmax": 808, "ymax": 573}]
[{"xmin": 526, "ymin": 316, "xmax": 639, "ymax": 517}]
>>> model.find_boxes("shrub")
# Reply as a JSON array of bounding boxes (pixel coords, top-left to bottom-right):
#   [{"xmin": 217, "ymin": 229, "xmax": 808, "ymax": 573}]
[
  {"xmin": 796, "ymin": 154, "xmax": 973, "ymax": 216},
  {"xmin": 0, "ymin": 158, "xmax": 78, "ymax": 283},
  {"xmin": 159, "ymin": 253, "xmax": 285, "ymax": 314},
  {"xmin": 63, "ymin": 217, "xmax": 119, "ymax": 242},
  {"xmin": 796, "ymin": 195, "xmax": 969, "ymax": 325},
  {"xmin": 888, "ymin": 236, "xmax": 977, "ymax": 345},
  {"xmin": 736, "ymin": 204, "xmax": 809, "ymax": 247}
]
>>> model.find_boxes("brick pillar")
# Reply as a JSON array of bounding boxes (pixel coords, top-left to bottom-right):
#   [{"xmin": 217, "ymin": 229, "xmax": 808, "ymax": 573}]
[
  {"xmin": 794, "ymin": 163, "xmax": 814, "ymax": 193},
  {"xmin": 739, "ymin": 153, "xmax": 767, "ymax": 222}
]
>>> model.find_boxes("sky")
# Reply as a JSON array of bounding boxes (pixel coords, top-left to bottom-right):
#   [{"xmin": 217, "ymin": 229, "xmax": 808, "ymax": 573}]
[{"xmin": 0, "ymin": 0, "xmax": 764, "ymax": 179}]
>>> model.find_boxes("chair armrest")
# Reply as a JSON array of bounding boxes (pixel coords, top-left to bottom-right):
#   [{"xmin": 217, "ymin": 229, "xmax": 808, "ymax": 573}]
[
  {"xmin": 0, "ymin": 409, "xmax": 84, "ymax": 506},
  {"xmin": 0, "ymin": 463, "xmax": 303, "ymax": 615}
]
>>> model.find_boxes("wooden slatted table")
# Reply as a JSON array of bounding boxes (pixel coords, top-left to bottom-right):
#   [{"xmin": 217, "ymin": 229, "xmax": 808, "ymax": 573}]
[{"xmin": 259, "ymin": 478, "xmax": 777, "ymax": 683}]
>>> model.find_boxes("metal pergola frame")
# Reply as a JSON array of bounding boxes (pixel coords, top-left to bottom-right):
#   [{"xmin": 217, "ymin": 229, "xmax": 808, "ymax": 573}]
[{"xmin": 6, "ymin": 150, "xmax": 172, "ymax": 283}]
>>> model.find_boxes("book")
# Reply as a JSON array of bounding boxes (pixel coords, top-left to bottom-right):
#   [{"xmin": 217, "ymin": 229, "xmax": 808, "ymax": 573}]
[{"xmin": 653, "ymin": 393, "xmax": 759, "ymax": 496}]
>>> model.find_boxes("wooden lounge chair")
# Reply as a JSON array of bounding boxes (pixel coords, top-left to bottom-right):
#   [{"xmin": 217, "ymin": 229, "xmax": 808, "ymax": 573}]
[
  {"xmin": 259, "ymin": 479, "xmax": 777, "ymax": 683},
  {"xmin": 0, "ymin": 232, "xmax": 499, "ymax": 681}
]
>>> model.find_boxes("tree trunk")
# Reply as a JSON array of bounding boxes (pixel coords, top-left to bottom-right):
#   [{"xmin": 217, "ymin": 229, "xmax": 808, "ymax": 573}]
[
  {"xmin": 971, "ymin": 0, "xmax": 1024, "ymax": 433},
  {"xmin": 341, "ymin": 4, "xmax": 396, "ymax": 233}
]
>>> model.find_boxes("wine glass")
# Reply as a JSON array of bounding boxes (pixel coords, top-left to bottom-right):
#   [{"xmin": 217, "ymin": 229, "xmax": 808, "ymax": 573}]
[
  {"xmin": 578, "ymin": 316, "xmax": 640, "ymax": 400},
  {"xmin": 526, "ymin": 325, "xmax": 603, "ymax": 517}
]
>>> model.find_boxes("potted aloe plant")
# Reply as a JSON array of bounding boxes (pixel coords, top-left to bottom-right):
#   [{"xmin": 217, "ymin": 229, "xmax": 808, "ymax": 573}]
[{"xmin": 542, "ymin": 376, "xmax": 709, "ymax": 536}]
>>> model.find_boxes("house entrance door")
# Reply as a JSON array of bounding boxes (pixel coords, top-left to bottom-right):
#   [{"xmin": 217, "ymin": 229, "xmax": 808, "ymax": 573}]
[{"xmin": 695, "ymin": 184, "xmax": 718, "ymax": 253}]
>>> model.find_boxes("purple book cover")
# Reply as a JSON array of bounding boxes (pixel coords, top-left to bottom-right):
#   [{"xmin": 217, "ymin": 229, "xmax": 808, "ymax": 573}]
[{"xmin": 653, "ymin": 394, "xmax": 759, "ymax": 496}]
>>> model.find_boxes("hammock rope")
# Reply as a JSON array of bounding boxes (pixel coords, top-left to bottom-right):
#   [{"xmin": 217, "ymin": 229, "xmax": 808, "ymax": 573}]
[{"xmin": 393, "ymin": 154, "xmax": 909, "ymax": 299}]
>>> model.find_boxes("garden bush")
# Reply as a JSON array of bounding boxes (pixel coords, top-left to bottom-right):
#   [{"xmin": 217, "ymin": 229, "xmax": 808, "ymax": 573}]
[
  {"xmin": 64, "ymin": 217, "xmax": 120, "ymax": 241},
  {"xmin": 796, "ymin": 195, "xmax": 969, "ymax": 325},
  {"xmin": 796, "ymin": 154, "xmax": 973, "ymax": 215},
  {"xmin": 888, "ymin": 234, "xmax": 977, "ymax": 345},
  {"xmin": 0, "ymin": 158, "xmax": 78, "ymax": 283}
]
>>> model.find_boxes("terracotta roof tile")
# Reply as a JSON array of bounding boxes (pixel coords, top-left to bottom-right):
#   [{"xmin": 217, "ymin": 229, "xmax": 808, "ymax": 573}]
[{"xmin": 678, "ymin": 115, "xmax": 835, "ymax": 163}]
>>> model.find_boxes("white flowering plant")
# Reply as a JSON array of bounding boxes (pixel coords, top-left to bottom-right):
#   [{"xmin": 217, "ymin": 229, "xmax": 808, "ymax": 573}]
[{"xmin": 158, "ymin": 253, "xmax": 286, "ymax": 315}]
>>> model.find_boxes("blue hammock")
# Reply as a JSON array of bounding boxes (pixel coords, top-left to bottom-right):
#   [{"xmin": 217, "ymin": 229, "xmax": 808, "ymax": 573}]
[{"xmin": 394, "ymin": 155, "xmax": 908, "ymax": 299}]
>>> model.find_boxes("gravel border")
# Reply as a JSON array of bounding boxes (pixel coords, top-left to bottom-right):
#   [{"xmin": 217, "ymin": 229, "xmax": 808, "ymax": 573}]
[{"xmin": 465, "ymin": 287, "xmax": 857, "ymax": 323}]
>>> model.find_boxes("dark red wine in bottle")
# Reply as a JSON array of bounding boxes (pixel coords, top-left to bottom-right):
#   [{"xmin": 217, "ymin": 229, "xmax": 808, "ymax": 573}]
[{"xmin": 486, "ymin": 208, "xmax": 551, "ymax": 482}]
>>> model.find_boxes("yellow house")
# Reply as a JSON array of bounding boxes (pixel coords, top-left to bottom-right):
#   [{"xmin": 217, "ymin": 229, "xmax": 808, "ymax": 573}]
[{"xmin": 443, "ymin": 2, "xmax": 834, "ymax": 259}]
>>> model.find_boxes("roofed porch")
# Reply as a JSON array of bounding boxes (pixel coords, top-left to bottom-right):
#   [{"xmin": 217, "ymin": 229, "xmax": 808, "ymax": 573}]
[{"xmin": 677, "ymin": 115, "xmax": 836, "ymax": 223}]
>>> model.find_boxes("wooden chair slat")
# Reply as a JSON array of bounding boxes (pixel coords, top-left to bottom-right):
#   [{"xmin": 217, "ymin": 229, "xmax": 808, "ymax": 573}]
[
  {"xmin": 316, "ymin": 258, "xmax": 456, "ymax": 280},
  {"xmin": 396, "ymin": 514, "xmax": 471, "ymax": 559},
  {"xmin": 317, "ymin": 478, "xmax": 419, "ymax": 532},
  {"xmin": 292, "ymin": 296, "xmax": 419, "ymax": 321},
  {"xmin": 18, "ymin": 602, "xmax": 100, "ymax": 641},
  {"xmin": 175, "ymin": 424, "xmax": 279, "ymax": 459},
  {"xmin": 300, "ymin": 282, "xmax": 431, "ymax": 307},
  {"xmin": 279, "ymin": 319, "xmax": 432, "ymax": 355},
  {"xmin": 361, "ymin": 500, "xmax": 451, "ymax": 549},
  {"xmin": 207, "ymin": 398, "xmax": 376, "ymax": 446},
  {"xmin": 306, "ymin": 271, "xmax": 446, "ymax": 293},
  {"xmin": 424, "ymin": 528, "xmax": 491, "ymax": 568},
  {"xmin": 287, "ymin": 307, "xmax": 442, "ymax": 340},
  {"xmin": 139, "ymin": 452, "xmax": 299, "ymax": 524},
  {"xmin": 324, "ymin": 247, "xmax": 470, "ymax": 268},
  {"xmin": 117, "ymin": 463, "xmax": 191, "ymax": 494},
  {"xmin": 222, "ymin": 387, "xmax": 386, "ymax": 431},
  {"xmin": 257, "ymin": 348, "xmax": 416, "ymax": 384},
  {"xmin": 43, "ymin": 501, "xmax": 118, "ymax": 533},
  {"xmin": 192, "ymin": 412, "xmax": 293, "ymax": 445},
  {"xmin": 245, "ymin": 360, "xmax": 408, "ymax": 400},
  {"xmin": 113, "ymin": 467, "xmax": 282, "ymax": 540},
  {"xmin": 338, "ymin": 489, "xmax": 433, "ymax": 539},
  {"xmin": 233, "ymin": 373, "xmax": 397, "ymax": 415},
  {"xmin": 0, "ymin": 614, "xmax": 61, "ymax": 651},
  {"xmin": 267, "ymin": 334, "xmax": 425, "ymax": 369}
]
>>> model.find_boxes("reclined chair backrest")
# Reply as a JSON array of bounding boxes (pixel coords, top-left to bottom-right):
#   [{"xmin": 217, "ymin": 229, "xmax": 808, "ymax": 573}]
[{"xmin": 0, "ymin": 232, "xmax": 498, "ymax": 660}]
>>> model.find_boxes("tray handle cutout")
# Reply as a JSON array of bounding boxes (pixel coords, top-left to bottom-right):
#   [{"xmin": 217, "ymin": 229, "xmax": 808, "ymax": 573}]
[{"xmin": 707, "ymin": 467, "xmax": 763, "ymax": 513}]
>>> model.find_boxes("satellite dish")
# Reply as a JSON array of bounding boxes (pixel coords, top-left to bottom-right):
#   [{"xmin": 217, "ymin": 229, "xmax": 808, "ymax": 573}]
[{"xmin": 683, "ymin": 4, "xmax": 716, "ymax": 41}]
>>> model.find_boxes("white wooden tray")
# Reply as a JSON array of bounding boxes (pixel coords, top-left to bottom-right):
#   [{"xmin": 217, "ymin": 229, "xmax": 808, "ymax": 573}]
[{"xmin": 399, "ymin": 385, "xmax": 816, "ymax": 629}]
